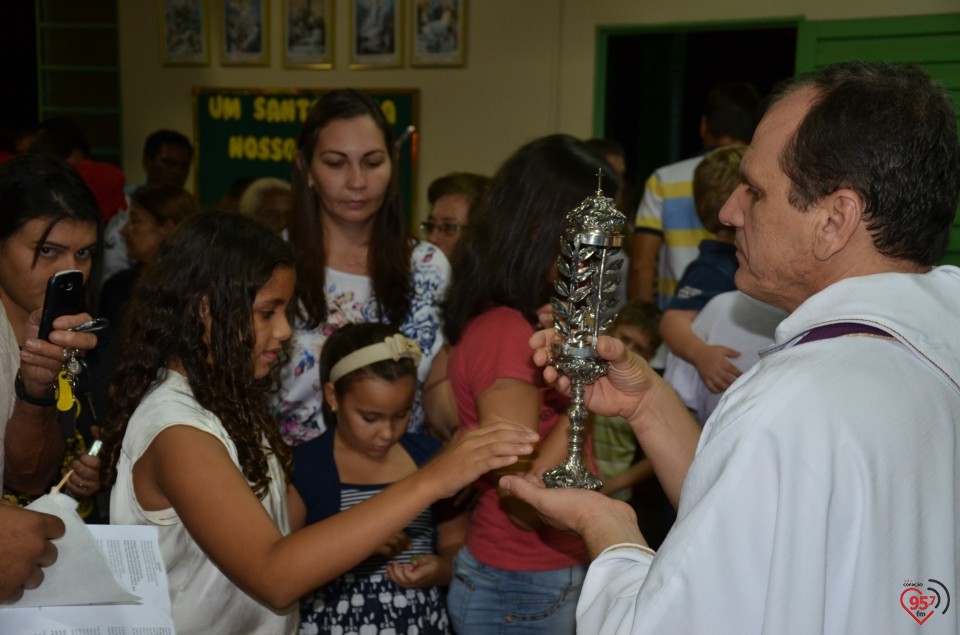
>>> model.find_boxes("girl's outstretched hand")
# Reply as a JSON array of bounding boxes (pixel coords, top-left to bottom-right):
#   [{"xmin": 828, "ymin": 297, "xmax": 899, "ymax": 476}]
[
  {"xmin": 419, "ymin": 422, "xmax": 538, "ymax": 500},
  {"xmin": 385, "ymin": 553, "xmax": 448, "ymax": 588}
]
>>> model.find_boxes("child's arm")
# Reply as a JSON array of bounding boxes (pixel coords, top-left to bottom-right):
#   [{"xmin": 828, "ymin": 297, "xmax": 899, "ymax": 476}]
[
  {"xmin": 599, "ymin": 458, "xmax": 653, "ymax": 498},
  {"xmin": 385, "ymin": 502, "xmax": 468, "ymax": 588},
  {"xmin": 476, "ymin": 377, "xmax": 571, "ymax": 530},
  {"xmin": 660, "ymin": 308, "xmax": 741, "ymax": 393},
  {"xmin": 628, "ymin": 232, "xmax": 661, "ymax": 303},
  {"xmin": 287, "ymin": 485, "xmax": 306, "ymax": 531},
  {"xmin": 422, "ymin": 346, "xmax": 458, "ymax": 443},
  {"xmin": 140, "ymin": 421, "xmax": 537, "ymax": 611},
  {"xmin": 291, "ymin": 482, "xmax": 412, "ymax": 557},
  {"xmin": 374, "ymin": 532, "xmax": 411, "ymax": 558}
]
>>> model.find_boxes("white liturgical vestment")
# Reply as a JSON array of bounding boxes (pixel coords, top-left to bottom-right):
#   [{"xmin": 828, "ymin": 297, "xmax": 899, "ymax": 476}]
[{"xmin": 578, "ymin": 267, "xmax": 960, "ymax": 634}]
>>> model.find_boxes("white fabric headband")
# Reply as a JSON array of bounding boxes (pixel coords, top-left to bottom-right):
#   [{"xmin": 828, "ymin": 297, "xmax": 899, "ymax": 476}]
[{"xmin": 329, "ymin": 333, "xmax": 422, "ymax": 383}]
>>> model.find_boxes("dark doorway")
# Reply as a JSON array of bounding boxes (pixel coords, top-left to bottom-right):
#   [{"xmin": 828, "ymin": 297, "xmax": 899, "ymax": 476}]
[{"xmin": 600, "ymin": 25, "xmax": 797, "ymax": 192}]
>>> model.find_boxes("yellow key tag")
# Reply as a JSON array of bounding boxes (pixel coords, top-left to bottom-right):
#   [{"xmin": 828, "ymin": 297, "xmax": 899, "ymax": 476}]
[{"xmin": 56, "ymin": 370, "xmax": 74, "ymax": 413}]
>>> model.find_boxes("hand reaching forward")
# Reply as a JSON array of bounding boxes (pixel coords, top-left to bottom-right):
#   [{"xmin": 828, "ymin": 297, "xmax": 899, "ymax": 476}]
[{"xmin": 416, "ymin": 421, "xmax": 539, "ymax": 500}]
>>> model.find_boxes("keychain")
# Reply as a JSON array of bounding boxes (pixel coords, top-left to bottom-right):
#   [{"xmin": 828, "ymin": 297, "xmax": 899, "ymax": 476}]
[
  {"xmin": 53, "ymin": 318, "xmax": 108, "ymax": 430},
  {"xmin": 55, "ymin": 347, "xmax": 82, "ymax": 416}
]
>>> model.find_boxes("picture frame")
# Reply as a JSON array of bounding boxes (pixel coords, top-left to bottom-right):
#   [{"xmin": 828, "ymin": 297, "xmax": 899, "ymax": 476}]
[
  {"xmin": 159, "ymin": 0, "xmax": 210, "ymax": 66},
  {"xmin": 410, "ymin": 0, "xmax": 465, "ymax": 67},
  {"xmin": 350, "ymin": 0, "xmax": 402, "ymax": 69},
  {"xmin": 283, "ymin": 0, "xmax": 334, "ymax": 69},
  {"xmin": 221, "ymin": 0, "xmax": 269, "ymax": 66}
]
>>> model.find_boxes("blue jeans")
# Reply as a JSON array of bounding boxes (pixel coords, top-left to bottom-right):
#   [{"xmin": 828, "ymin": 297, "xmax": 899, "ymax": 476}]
[{"xmin": 447, "ymin": 546, "xmax": 586, "ymax": 634}]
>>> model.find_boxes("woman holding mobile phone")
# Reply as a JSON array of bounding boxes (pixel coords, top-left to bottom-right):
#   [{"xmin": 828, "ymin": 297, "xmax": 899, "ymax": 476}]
[{"xmin": 0, "ymin": 154, "xmax": 103, "ymax": 512}]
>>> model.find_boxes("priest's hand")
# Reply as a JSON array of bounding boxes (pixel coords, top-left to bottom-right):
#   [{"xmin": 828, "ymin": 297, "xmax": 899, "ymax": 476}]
[
  {"xmin": 499, "ymin": 472, "xmax": 645, "ymax": 560},
  {"xmin": 529, "ymin": 330, "xmax": 659, "ymax": 426}
]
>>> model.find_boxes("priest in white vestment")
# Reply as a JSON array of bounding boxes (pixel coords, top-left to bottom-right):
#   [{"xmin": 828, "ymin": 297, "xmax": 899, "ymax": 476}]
[{"xmin": 501, "ymin": 61, "xmax": 960, "ymax": 635}]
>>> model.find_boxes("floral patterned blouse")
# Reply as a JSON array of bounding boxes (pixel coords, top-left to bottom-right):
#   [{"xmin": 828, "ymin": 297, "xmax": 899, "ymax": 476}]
[{"xmin": 273, "ymin": 241, "xmax": 450, "ymax": 446}]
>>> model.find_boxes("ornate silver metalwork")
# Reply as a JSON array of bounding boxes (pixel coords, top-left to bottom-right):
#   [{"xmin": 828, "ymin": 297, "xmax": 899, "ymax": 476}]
[{"xmin": 542, "ymin": 174, "xmax": 626, "ymax": 491}]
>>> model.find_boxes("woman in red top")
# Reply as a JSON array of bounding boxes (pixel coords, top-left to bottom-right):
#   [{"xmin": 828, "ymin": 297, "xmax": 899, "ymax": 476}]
[{"xmin": 443, "ymin": 135, "xmax": 621, "ymax": 633}]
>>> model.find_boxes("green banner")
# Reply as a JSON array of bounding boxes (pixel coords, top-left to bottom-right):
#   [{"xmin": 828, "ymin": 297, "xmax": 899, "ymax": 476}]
[{"xmin": 192, "ymin": 87, "xmax": 419, "ymax": 228}]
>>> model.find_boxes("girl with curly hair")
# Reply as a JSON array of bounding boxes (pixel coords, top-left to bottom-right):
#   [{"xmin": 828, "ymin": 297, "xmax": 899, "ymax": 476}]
[{"xmin": 101, "ymin": 211, "xmax": 535, "ymax": 635}]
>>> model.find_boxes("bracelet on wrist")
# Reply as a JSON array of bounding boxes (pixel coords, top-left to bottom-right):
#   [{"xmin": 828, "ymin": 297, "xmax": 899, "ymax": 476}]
[{"xmin": 14, "ymin": 371, "xmax": 56, "ymax": 407}]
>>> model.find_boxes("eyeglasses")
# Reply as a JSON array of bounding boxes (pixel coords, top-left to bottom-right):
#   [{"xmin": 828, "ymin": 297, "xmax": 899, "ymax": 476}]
[{"xmin": 419, "ymin": 221, "xmax": 466, "ymax": 237}]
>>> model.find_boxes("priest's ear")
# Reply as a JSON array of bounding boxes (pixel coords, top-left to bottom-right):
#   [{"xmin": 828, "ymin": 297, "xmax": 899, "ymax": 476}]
[{"xmin": 812, "ymin": 188, "xmax": 865, "ymax": 261}]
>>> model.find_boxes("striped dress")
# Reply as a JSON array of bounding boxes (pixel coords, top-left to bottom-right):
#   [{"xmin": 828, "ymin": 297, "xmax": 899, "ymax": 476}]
[{"xmin": 293, "ymin": 431, "xmax": 451, "ymax": 634}]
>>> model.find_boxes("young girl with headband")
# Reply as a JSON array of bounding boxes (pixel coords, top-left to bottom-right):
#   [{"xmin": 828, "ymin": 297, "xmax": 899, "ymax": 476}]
[
  {"xmin": 290, "ymin": 322, "xmax": 461, "ymax": 633},
  {"xmin": 102, "ymin": 211, "xmax": 535, "ymax": 635}
]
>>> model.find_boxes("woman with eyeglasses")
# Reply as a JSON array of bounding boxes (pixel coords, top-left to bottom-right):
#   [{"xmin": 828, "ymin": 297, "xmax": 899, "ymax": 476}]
[
  {"xmin": 418, "ymin": 172, "xmax": 489, "ymax": 440},
  {"xmin": 419, "ymin": 172, "xmax": 490, "ymax": 260},
  {"xmin": 275, "ymin": 89, "xmax": 450, "ymax": 446}
]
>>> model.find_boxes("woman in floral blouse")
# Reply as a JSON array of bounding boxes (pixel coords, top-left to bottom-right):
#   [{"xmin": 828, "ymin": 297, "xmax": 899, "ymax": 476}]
[{"xmin": 274, "ymin": 89, "xmax": 449, "ymax": 445}]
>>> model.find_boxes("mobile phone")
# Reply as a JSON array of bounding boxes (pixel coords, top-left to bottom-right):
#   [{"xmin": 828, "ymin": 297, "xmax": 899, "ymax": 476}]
[{"xmin": 37, "ymin": 270, "xmax": 85, "ymax": 340}]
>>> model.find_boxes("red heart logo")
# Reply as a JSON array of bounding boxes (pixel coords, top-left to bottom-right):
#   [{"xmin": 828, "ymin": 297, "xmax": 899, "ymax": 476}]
[{"xmin": 900, "ymin": 588, "xmax": 935, "ymax": 625}]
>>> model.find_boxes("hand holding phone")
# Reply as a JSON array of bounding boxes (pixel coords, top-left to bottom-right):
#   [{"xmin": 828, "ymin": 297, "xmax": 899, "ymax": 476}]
[
  {"xmin": 18, "ymin": 278, "xmax": 100, "ymax": 407},
  {"xmin": 37, "ymin": 270, "xmax": 85, "ymax": 340}
]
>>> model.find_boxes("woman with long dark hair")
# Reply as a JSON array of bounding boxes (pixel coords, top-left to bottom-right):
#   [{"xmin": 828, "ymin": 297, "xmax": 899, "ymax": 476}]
[
  {"xmin": 443, "ymin": 134, "xmax": 620, "ymax": 634},
  {"xmin": 276, "ymin": 89, "xmax": 449, "ymax": 445},
  {"xmin": 0, "ymin": 154, "xmax": 103, "ymax": 509}
]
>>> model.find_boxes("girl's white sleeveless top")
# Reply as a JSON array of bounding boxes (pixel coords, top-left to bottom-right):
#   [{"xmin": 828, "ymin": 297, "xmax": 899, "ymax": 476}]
[{"xmin": 110, "ymin": 370, "xmax": 296, "ymax": 635}]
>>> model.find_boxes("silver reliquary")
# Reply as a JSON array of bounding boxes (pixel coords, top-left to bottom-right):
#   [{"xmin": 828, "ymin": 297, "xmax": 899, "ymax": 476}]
[{"xmin": 541, "ymin": 175, "xmax": 626, "ymax": 490}]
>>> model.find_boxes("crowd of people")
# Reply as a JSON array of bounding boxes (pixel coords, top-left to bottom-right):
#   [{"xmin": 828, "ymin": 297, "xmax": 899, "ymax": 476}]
[{"xmin": 0, "ymin": 60, "xmax": 958, "ymax": 635}]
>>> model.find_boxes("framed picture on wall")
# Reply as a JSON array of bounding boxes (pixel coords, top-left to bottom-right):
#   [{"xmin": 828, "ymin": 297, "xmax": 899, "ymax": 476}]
[
  {"xmin": 159, "ymin": 0, "xmax": 210, "ymax": 66},
  {"xmin": 350, "ymin": 0, "xmax": 401, "ymax": 69},
  {"xmin": 410, "ymin": 0, "xmax": 465, "ymax": 67},
  {"xmin": 221, "ymin": 0, "xmax": 269, "ymax": 66},
  {"xmin": 283, "ymin": 0, "xmax": 334, "ymax": 68}
]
